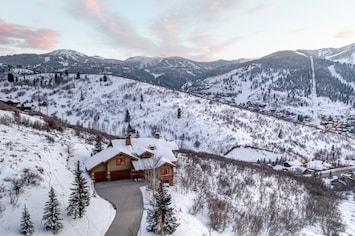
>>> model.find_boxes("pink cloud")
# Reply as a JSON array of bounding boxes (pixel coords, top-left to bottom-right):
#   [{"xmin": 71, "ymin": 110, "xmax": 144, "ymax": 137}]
[
  {"xmin": 290, "ymin": 26, "xmax": 313, "ymax": 34},
  {"xmin": 82, "ymin": 0, "xmax": 104, "ymax": 17},
  {"xmin": 249, "ymin": 3, "xmax": 277, "ymax": 14},
  {"xmin": 335, "ymin": 31, "xmax": 355, "ymax": 39},
  {"xmin": 0, "ymin": 19, "xmax": 59, "ymax": 50},
  {"xmin": 67, "ymin": 0, "xmax": 157, "ymax": 54}
]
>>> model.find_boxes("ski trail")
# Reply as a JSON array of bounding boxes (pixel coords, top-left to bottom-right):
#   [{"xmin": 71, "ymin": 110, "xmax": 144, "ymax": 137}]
[
  {"xmin": 310, "ymin": 56, "xmax": 317, "ymax": 122},
  {"xmin": 328, "ymin": 65, "xmax": 355, "ymax": 91}
]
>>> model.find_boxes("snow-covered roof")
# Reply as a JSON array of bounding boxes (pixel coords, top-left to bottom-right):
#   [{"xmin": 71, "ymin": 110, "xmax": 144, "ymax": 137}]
[
  {"xmin": 132, "ymin": 157, "xmax": 175, "ymax": 171},
  {"xmin": 85, "ymin": 137, "xmax": 178, "ymax": 170}
]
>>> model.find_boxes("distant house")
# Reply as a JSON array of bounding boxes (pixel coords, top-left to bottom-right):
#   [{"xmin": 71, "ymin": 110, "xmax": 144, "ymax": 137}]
[
  {"xmin": 85, "ymin": 134, "xmax": 178, "ymax": 186},
  {"xmin": 0, "ymin": 98, "xmax": 20, "ymax": 107}
]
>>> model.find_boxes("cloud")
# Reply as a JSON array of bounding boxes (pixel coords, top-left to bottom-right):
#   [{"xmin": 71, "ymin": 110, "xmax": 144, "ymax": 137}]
[
  {"xmin": 248, "ymin": 3, "xmax": 277, "ymax": 14},
  {"xmin": 194, "ymin": 32, "xmax": 261, "ymax": 61},
  {"xmin": 335, "ymin": 31, "xmax": 355, "ymax": 39},
  {"xmin": 66, "ymin": 0, "xmax": 246, "ymax": 59},
  {"xmin": 0, "ymin": 19, "xmax": 59, "ymax": 50},
  {"xmin": 66, "ymin": 0, "xmax": 158, "ymax": 56},
  {"xmin": 289, "ymin": 26, "xmax": 313, "ymax": 34}
]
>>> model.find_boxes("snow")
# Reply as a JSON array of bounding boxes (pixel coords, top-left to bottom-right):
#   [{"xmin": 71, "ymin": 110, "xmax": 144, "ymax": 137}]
[
  {"xmin": 329, "ymin": 65, "xmax": 355, "ymax": 91},
  {"xmin": 0, "ymin": 110, "xmax": 114, "ymax": 235},
  {"xmin": 85, "ymin": 137, "xmax": 178, "ymax": 170},
  {"xmin": 1, "ymin": 73, "xmax": 355, "ymax": 235},
  {"xmin": 225, "ymin": 146, "xmax": 282, "ymax": 162},
  {"xmin": 136, "ymin": 153, "xmax": 355, "ymax": 236}
]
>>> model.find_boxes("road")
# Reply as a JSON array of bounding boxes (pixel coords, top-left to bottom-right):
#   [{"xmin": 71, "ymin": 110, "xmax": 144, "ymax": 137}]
[{"xmin": 95, "ymin": 179, "xmax": 145, "ymax": 236}]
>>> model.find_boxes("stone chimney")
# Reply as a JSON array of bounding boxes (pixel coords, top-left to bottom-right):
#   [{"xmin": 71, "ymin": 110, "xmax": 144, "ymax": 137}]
[{"xmin": 125, "ymin": 135, "xmax": 131, "ymax": 146}]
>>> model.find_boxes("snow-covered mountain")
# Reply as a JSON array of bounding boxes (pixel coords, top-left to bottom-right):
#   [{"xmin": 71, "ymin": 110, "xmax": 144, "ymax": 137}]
[
  {"xmin": 1, "ymin": 43, "xmax": 355, "ymax": 127},
  {"xmin": 185, "ymin": 50, "xmax": 355, "ymax": 126},
  {"xmin": 1, "ymin": 73, "xmax": 353, "ymax": 162},
  {"xmin": 300, "ymin": 43, "xmax": 355, "ymax": 64}
]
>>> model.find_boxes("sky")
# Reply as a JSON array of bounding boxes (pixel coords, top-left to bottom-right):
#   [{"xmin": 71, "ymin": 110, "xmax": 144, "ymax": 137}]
[{"xmin": 1, "ymin": 0, "xmax": 355, "ymax": 62}]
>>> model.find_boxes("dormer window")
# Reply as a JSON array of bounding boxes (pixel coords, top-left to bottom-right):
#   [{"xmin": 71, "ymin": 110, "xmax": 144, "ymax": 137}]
[
  {"xmin": 161, "ymin": 168, "xmax": 169, "ymax": 175},
  {"xmin": 116, "ymin": 158, "xmax": 125, "ymax": 165}
]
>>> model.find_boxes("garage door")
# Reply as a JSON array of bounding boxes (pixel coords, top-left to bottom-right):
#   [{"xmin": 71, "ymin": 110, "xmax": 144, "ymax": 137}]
[
  {"xmin": 94, "ymin": 171, "xmax": 106, "ymax": 182},
  {"xmin": 111, "ymin": 169, "xmax": 131, "ymax": 180}
]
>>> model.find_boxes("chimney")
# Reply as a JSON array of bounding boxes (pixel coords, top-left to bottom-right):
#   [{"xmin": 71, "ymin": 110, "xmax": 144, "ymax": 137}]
[
  {"xmin": 154, "ymin": 132, "xmax": 160, "ymax": 139},
  {"xmin": 125, "ymin": 135, "xmax": 131, "ymax": 146}
]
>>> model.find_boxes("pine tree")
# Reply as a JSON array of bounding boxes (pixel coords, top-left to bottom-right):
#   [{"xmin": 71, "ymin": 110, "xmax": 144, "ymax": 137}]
[
  {"xmin": 146, "ymin": 183, "xmax": 179, "ymax": 235},
  {"xmin": 20, "ymin": 205, "xmax": 34, "ymax": 236},
  {"xmin": 278, "ymin": 129, "xmax": 283, "ymax": 139},
  {"xmin": 124, "ymin": 109, "xmax": 130, "ymax": 123},
  {"xmin": 67, "ymin": 161, "xmax": 90, "ymax": 219},
  {"xmin": 92, "ymin": 135, "xmax": 102, "ymax": 155},
  {"xmin": 177, "ymin": 108, "xmax": 181, "ymax": 119},
  {"xmin": 43, "ymin": 187, "xmax": 63, "ymax": 234}
]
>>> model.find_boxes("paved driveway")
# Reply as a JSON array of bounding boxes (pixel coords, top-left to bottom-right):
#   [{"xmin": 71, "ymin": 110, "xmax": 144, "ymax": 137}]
[{"xmin": 95, "ymin": 179, "xmax": 145, "ymax": 236}]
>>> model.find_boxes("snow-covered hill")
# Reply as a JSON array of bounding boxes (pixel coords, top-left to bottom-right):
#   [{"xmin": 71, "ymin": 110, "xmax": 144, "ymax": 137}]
[
  {"xmin": 301, "ymin": 43, "xmax": 355, "ymax": 64},
  {"xmin": 186, "ymin": 51, "xmax": 355, "ymax": 126},
  {"xmin": 160, "ymin": 151, "xmax": 355, "ymax": 235},
  {"xmin": 0, "ymin": 110, "xmax": 114, "ymax": 235},
  {"xmin": 1, "ymin": 73, "xmax": 354, "ymax": 162}
]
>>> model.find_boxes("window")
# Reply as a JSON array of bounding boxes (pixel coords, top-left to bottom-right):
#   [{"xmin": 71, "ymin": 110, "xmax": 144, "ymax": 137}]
[
  {"xmin": 161, "ymin": 168, "xmax": 169, "ymax": 175},
  {"xmin": 116, "ymin": 158, "xmax": 125, "ymax": 165}
]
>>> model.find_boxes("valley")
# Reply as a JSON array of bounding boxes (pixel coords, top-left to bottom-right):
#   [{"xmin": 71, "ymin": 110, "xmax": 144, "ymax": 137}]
[{"xmin": 0, "ymin": 43, "xmax": 355, "ymax": 235}]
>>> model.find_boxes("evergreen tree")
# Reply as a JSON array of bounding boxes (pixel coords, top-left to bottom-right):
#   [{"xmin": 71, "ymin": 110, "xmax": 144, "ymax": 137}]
[
  {"xmin": 67, "ymin": 161, "xmax": 90, "ymax": 219},
  {"xmin": 80, "ymin": 90, "xmax": 84, "ymax": 101},
  {"xmin": 8, "ymin": 73, "xmax": 14, "ymax": 83},
  {"xmin": 146, "ymin": 183, "xmax": 179, "ymax": 235},
  {"xmin": 278, "ymin": 129, "xmax": 283, "ymax": 139},
  {"xmin": 140, "ymin": 94, "xmax": 144, "ymax": 102},
  {"xmin": 124, "ymin": 109, "xmax": 130, "ymax": 123},
  {"xmin": 43, "ymin": 187, "xmax": 63, "ymax": 234},
  {"xmin": 20, "ymin": 205, "xmax": 34, "ymax": 236},
  {"xmin": 92, "ymin": 135, "xmax": 103, "ymax": 155},
  {"xmin": 177, "ymin": 108, "xmax": 181, "ymax": 119}
]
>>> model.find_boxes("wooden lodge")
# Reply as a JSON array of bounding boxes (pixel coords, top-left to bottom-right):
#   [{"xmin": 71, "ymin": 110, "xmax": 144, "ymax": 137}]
[{"xmin": 85, "ymin": 134, "xmax": 178, "ymax": 186}]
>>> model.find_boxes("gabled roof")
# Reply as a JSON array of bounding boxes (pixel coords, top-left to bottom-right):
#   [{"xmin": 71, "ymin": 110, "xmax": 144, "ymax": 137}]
[
  {"xmin": 132, "ymin": 157, "xmax": 175, "ymax": 171},
  {"xmin": 85, "ymin": 144, "xmax": 137, "ymax": 170},
  {"xmin": 85, "ymin": 137, "xmax": 178, "ymax": 171}
]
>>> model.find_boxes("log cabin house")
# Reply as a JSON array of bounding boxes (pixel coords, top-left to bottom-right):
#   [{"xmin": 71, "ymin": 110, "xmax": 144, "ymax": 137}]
[{"xmin": 85, "ymin": 134, "xmax": 178, "ymax": 186}]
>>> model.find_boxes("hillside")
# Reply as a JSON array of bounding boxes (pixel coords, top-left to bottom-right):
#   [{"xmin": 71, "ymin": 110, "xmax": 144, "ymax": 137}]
[
  {"xmin": 0, "ymin": 73, "xmax": 354, "ymax": 163},
  {"xmin": 153, "ymin": 150, "xmax": 354, "ymax": 235},
  {"xmin": 186, "ymin": 51, "xmax": 355, "ymax": 128},
  {"xmin": 2, "ymin": 44, "xmax": 355, "ymax": 126},
  {"xmin": 0, "ymin": 110, "xmax": 114, "ymax": 235}
]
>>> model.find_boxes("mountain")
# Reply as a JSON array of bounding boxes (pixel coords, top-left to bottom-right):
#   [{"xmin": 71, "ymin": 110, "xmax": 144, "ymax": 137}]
[
  {"xmin": 1, "ymin": 73, "xmax": 353, "ymax": 160},
  {"xmin": 300, "ymin": 43, "xmax": 355, "ymax": 64},
  {"xmin": 1, "ymin": 44, "xmax": 355, "ymax": 125},
  {"xmin": 185, "ymin": 50, "xmax": 355, "ymax": 126},
  {"xmin": 0, "ymin": 50, "xmax": 236, "ymax": 88}
]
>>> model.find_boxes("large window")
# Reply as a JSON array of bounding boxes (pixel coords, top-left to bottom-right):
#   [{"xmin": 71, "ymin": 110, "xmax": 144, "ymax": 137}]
[
  {"xmin": 116, "ymin": 158, "xmax": 125, "ymax": 165},
  {"xmin": 161, "ymin": 168, "xmax": 169, "ymax": 175}
]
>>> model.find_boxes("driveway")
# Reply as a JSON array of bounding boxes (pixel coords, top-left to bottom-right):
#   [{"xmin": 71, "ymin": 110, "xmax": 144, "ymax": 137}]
[{"xmin": 95, "ymin": 179, "xmax": 146, "ymax": 236}]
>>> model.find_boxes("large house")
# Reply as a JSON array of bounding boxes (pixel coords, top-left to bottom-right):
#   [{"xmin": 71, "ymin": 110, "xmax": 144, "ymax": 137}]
[{"xmin": 85, "ymin": 133, "xmax": 178, "ymax": 186}]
